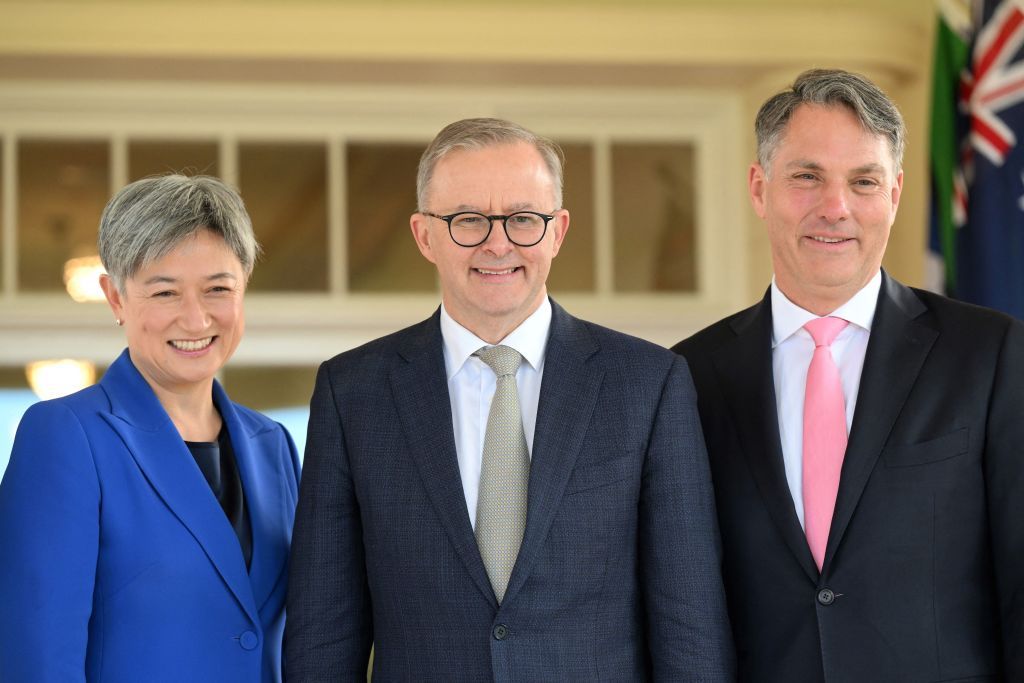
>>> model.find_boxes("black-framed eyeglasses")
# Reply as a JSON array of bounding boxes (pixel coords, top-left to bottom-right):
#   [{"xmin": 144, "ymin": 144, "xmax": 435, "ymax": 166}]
[{"xmin": 423, "ymin": 210, "xmax": 555, "ymax": 247}]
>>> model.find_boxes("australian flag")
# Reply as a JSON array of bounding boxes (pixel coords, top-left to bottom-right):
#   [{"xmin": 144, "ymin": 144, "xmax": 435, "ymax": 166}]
[{"xmin": 930, "ymin": 0, "xmax": 1024, "ymax": 319}]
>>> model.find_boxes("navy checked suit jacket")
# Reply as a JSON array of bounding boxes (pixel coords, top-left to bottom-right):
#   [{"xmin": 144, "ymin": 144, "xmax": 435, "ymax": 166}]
[{"xmin": 286, "ymin": 300, "xmax": 735, "ymax": 682}]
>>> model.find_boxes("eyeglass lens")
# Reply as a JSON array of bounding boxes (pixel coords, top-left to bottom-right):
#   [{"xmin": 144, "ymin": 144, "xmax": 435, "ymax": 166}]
[{"xmin": 449, "ymin": 212, "xmax": 547, "ymax": 246}]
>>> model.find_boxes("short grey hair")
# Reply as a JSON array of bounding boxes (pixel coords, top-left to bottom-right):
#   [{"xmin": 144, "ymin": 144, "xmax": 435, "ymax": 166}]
[
  {"xmin": 416, "ymin": 117, "xmax": 565, "ymax": 211},
  {"xmin": 755, "ymin": 68, "xmax": 906, "ymax": 173},
  {"xmin": 98, "ymin": 174, "xmax": 260, "ymax": 291}
]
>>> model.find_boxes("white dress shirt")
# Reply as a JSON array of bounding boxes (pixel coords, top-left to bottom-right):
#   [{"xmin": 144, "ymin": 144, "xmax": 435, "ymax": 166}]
[
  {"xmin": 771, "ymin": 271, "xmax": 881, "ymax": 529},
  {"xmin": 440, "ymin": 298, "xmax": 551, "ymax": 530}
]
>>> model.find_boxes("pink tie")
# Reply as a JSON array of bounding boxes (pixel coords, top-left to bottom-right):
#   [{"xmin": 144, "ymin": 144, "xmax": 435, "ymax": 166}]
[{"xmin": 802, "ymin": 316, "xmax": 849, "ymax": 571}]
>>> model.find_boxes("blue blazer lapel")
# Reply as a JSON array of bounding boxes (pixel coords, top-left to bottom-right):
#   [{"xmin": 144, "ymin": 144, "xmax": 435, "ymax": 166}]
[
  {"xmin": 98, "ymin": 350, "xmax": 259, "ymax": 625},
  {"xmin": 823, "ymin": 273, "xmax": 938, "ymax": 571},
  {"xmin": 213, "ymin": 383, "xmax": 293, "ymax": 613},
  {"xmin": 712, "ymin": 293, "xmax": 819, "ymax": 582},
  {"xmin": 389, "ymin": 313, "xmax": 496, "ymax": 606},
  {"xmin": 502, "ymin": 300, "xmax": 604, "ymax": 605}
]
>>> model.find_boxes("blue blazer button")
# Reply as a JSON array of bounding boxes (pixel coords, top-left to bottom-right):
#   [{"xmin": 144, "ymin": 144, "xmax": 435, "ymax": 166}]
[{"xmin": 239, "ymin": 631, "xmax": 259, "ymax": 650}]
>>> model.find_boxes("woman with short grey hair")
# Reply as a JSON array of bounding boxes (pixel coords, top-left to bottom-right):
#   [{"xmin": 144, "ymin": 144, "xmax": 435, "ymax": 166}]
[{"xmin": 0, "ymin": 174, "xmax": 300, "ymax": 683}]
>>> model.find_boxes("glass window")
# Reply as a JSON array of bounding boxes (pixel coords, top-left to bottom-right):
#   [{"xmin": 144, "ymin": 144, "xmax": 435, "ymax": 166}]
[
  {"xmin": 128, "ymin": 140, "xmax": 219, "ymax": 181},
  {"xmin": 18, "ymin": 140, "xmax": 109, "ymax": 292},
  {"xmin": 612, "ymin": 142, "xmax": 696, "ymax": 292},
  {"xmin": 346, "ymin": 143, "xmax": 435, "ymax": 293},
  {"xmin": 239, "ymin": 143, "xmax": 328, "ymax": 292},
  {"xmin": 548, "ymin": 142, "xmax": 594, "ymax": 293}
]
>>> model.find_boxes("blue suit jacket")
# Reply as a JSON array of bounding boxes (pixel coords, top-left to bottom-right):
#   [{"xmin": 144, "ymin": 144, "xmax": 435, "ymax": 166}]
[
  {"xmin": 0, "ymin": 350, "xmax": 300, "ymax": 683},
  {"xmin": 286, "ymin": 300, "xmax": 735, "ymax": 681}
]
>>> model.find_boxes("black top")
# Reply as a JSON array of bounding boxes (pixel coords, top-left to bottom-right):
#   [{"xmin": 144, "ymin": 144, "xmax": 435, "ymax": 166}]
[{"xmin": 185, "ymin": 426, "xmax": 252, "ymax": 569}]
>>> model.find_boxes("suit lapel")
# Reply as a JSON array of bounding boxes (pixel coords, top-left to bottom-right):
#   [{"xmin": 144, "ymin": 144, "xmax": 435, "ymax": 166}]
[
  {"xmin": 98, "ymin": 351, "xmax": 259, "ymax": 624},
  {"xmin": 712, "ymin": 293, "xmax": 819, "ymax": 582},
  {"xmin": 823, "ymin": 274, "xmax": 937, "ymax": 570},
  {"xmin": 502, "ymin": 301, "xmax": 604, "ymax": 605},
  {"xmin": 215, "ymin": 384, "xmax": 289, "ymax": 612},
  {"xmin": 389, "ymin": 313, "xmax": 496, "ymax": 606}
]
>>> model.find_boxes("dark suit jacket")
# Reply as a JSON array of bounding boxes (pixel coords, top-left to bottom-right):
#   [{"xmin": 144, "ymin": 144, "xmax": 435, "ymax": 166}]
[
  {"xmin": 0, "ymin": 349, "xmax": 301, "ymax": 683},
  {"xmin": 673, "ymin": 273, "xmax": 1024, "ymax": 682},
  {"xmin": 286, "ymin": 299, "xmax": 735, "ymax": 682}
]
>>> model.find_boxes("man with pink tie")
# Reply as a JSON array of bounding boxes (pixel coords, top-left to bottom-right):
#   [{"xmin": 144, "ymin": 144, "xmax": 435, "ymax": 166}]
[{"xmin": 674, "ymin": 68, "xmax": 1024, "ymax": 682}]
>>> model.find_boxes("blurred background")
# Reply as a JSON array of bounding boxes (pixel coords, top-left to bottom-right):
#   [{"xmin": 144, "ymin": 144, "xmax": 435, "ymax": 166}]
[{"xmin": 0, "ymin": 0, "xmax": 939, "ymax": 472}]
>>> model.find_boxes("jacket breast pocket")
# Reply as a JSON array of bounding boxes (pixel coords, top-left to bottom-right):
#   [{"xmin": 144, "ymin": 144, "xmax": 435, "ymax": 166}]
[
  {"xmin": 565, "ymin": 456, "xmax": 636, "ymax": 495},
  {"xmin": 883, "ymin": 427, "xmax": 969, "ymax": 468}
]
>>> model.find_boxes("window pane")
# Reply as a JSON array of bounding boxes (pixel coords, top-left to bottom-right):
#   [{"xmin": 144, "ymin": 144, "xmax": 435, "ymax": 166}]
[
  {"xmin": 612, "ymin": 143, "xmax": 696, "ymax": 292},
  {"xmin": 18, "ymin": 140, "xmax": 109, "ymax": 292},
  {"xmin": 129, "ymin": 140, "xmax": 219, "ymax": 181},
  {"xmin": 347, "ymin": 143, "xmax": 435, "ymax": 293},
  {"xmin": 547, "ymin": 142, "xmax": 594, "ymax": 293},
  {"xmin": 239, "ymin": 143, "xmax": 328, "ymax": 292}
]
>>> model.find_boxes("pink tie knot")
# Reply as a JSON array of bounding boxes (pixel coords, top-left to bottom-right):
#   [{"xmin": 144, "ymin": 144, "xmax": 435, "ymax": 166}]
[{"xmin": 804, "ymin": 316, "xmax": 848, "ymax": 348}]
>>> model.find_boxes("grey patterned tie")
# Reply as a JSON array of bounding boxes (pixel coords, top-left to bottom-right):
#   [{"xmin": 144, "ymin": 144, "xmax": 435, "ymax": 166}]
[{"xmin": 474, "ymin": 344, "xmax": 530, "ymax": 604}]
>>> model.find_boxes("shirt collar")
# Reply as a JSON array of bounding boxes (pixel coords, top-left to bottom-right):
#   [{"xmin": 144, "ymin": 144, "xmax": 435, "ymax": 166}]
[
  {"xmin": 440, "ymin": 297, "xmax": 552, "ymax": 380},
  {"xmin": 771, "ymin": 270, "xmax": 882, "ymax": 348}
]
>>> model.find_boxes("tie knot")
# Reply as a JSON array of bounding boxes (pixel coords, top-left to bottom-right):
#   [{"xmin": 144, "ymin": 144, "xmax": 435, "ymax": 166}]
[
  {"xmin": 475, "ymin": 345, "xmax": 523, "ymax": 377},
  {"xmin": 804, "ymin": 316, "xmax": 848, "ymax": 347}
]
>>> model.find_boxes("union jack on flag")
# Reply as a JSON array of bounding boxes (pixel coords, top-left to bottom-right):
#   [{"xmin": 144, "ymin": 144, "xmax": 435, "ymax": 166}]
[{"xmin": 930, "ymin": 0, "xmax": 1024, "ymax": 319}]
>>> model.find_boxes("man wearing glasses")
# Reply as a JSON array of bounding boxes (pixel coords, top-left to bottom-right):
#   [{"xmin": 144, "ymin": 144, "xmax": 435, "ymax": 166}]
[{"xmin": 286, "ymin": 118, "xmax": 734, "ymax": 681}]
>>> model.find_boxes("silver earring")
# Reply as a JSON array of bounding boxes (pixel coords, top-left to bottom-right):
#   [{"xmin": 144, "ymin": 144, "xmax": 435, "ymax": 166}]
[{"xmin": 115, "ymin": 319, "xmax": 123, "ymax": 326}]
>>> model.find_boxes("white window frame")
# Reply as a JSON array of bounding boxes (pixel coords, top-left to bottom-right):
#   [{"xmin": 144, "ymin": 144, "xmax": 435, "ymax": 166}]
[{"xmin": 0, "ymin": 81, "xmax": 748, "ymax": 365}]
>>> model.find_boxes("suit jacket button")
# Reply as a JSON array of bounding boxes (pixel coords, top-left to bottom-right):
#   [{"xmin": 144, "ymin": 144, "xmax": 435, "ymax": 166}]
[
  {"xmin": 817, "ymin": 589, "xmax": 835, "ymax": 606},
  {"xmin": 239, "ymin": 630, "xmax": 259, "ymax": 650},
  {"xmin": 492, "ymin": 624, "xmax": 509, "ymax": 640}
]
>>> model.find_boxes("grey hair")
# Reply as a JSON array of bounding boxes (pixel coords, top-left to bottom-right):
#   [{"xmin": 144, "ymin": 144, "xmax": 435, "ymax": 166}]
[
  {"xmin": 98, "ymin": 174, "xmax": 260, "ymax": 291},
  {"xmin": 416, "ymin": 117, "xmax": 565, "ymax": 211},
  {"xmin": 755, "ymin": 68, "xmax": 906, "ymax": 173}
]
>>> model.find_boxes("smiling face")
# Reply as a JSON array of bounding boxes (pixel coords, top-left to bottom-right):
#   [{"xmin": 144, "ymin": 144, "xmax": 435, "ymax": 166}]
[
  {"xmin": 101, "ymin": 229, "xmax": 246, "ymax": 398},
  {"xmin": 750, "ymin": 104, "xmax": 903, "ymax": 315},
  {"xmin": 410, "ymin": 142, "xmax": 570, "ymax": 343}
]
